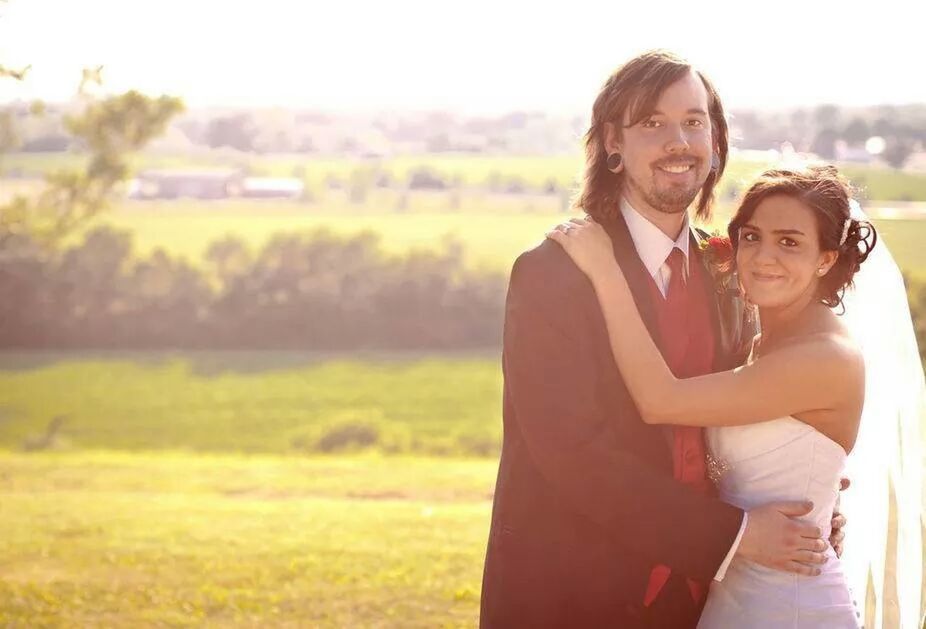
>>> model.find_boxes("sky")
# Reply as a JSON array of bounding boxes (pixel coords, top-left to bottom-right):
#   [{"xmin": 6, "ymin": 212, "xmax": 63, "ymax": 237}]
[{"xmin": 1, "ymin": 0, "xmax": 925, "ymax": 114}]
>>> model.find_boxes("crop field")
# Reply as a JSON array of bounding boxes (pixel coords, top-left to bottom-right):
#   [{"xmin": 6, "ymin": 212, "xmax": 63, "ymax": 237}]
[
  {"xmin": 0, "ymin": 352, "xmax": 502, "ymax": 626},
  {"xmin": 0, "ymin": 450, "xmax": 496, "ymax": 627},
  {"xmin": 68, "ymin": 201, "xmax": 926, "ymax": 276},
  {"xmin": 0, "ymin": 352, "xmax": 503, "ymax": 457}
]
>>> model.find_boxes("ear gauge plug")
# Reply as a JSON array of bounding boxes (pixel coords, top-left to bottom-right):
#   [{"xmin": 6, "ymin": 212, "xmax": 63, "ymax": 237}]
[{"xmin": 606, "ymin": 152, "xmax": 623, "ymax": 172}]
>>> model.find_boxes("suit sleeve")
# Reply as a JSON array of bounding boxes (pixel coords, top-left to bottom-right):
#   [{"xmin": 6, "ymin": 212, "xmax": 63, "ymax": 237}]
[{"xmin": 503, "ymin": 248, "xmax": 744, "ymax": 580}]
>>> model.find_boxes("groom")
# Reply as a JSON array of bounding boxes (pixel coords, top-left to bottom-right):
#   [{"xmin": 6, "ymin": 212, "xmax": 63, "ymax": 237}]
[{"xmin": 480, "ymin": 51, "xmax": 843, "ymax": 628}]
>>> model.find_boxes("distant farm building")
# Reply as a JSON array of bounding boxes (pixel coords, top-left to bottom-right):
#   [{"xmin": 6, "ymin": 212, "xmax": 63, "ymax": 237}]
[
  {"xmin": 241, "ymin": 177, "xmax": 304, "ymax": 199},
  {"xmin": 130, "ymin": 170, "xmax": 244, "ymax": 200},
  {"xmin": 129, "ymin": 170, "xmax": 303, "ymax": 200}
]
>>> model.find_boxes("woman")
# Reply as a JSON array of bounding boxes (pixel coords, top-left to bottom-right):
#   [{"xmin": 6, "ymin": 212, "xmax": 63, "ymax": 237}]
[{"xmin": 548, "ymin": 165, "xmax": 877, "ymax": 628}]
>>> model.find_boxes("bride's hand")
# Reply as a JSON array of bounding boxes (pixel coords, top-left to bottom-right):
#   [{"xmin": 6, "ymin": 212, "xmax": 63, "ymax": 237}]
[{"xmin": 546, "ymin": 217, "xmax": 619, "ymax": 283}]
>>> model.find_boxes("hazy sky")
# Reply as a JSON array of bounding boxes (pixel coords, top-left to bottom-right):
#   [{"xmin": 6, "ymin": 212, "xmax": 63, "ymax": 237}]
[{"xmin": 1, "ymin": 0, "xmax": 924, "ymax": 113}]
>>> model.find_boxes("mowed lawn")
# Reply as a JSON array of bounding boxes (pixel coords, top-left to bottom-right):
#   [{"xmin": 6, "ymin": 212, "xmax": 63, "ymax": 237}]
[
  {"xmin": 0, "ymin": 352, "xmax": 503, "ymax": 456},
  {"xmin": 86, "ymin": 201, "xmax": 926, "ymax": 276},
  {"xmin": 0, "ymin": 352, "xmax": 503, "ymax": 626},
  {"xmin": 7, "ymin": 151, "xmax": 926, "ymax": 273},
  {"xmin": 88, "ymin": 196, "xmax": 568, "ymax": 273},
  {"xmin": 0, "ymin": 451, "xmax": 497, "ymax": 627},
  {"xmin": 7, "ymin": 152, "xmax": 926, "ymax": 201}
]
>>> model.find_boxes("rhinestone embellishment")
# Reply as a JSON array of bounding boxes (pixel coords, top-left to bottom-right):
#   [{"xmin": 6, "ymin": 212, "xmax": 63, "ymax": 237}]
[{"xmin": 706, "ymin": 453, "xmax": 731, "ymax": 484}]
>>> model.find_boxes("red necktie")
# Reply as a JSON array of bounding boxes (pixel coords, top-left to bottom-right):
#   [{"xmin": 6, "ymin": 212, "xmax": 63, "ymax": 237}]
[
  {"xmin": 643, "ymin": 246, "xmax": 709, "ymax": 608},
  {"xmin": 663, "ymin": 247, "xmax": 689, "ymax": 366}
]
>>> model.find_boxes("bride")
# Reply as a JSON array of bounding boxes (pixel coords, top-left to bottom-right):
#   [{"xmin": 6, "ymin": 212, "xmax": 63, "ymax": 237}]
[{"xmin": 548, "ymin": 164, "xmax": 922, "ymax": 628}]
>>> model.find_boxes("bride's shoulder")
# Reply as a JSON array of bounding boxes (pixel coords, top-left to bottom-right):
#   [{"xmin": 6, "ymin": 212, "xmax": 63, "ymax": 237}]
[
  {"xmin": 817, "ymin": 315, "xmax": 864, "ymax": 362},
  {"xmin": 786, "ymin": 331, "xmax": 864, "ymax": 378}
]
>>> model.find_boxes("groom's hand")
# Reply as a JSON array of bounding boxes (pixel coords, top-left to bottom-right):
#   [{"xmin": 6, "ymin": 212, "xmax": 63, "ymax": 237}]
[
  {"xmin": 737, "ymin": 501, "xmax": 828, "ymax": 576},
  {"xmin": 829, "ymin": 477, "xmax": 850, "ymax": 558}
]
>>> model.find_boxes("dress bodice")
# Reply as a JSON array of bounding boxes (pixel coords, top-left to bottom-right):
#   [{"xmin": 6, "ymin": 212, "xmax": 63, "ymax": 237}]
[{"xmin": 698, "ymin": 417, "xmax": 860, "ymax": 628}]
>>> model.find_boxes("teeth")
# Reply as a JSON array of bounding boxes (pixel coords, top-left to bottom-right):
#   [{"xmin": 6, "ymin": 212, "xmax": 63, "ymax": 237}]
[{"xmin": 660, "ymin": 165, "xmax": 692, "ymax": 173}]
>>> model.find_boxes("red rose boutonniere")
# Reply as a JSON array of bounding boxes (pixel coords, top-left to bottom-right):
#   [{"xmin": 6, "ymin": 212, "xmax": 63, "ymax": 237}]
[
  {"xmin": 698, "ymin": 233, "xmax": 735, "ymax": 293},
  {"xmin": 697, "ymin": 230, "xmax": 758, "ymax": 362}
]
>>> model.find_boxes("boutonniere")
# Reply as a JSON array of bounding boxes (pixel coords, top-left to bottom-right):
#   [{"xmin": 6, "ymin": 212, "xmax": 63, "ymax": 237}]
[
  {"xmin": 697, "ymin": 233, "xmax": 735, "ymax": 294},
  {"xmin": 697, "ymin": 231, "xmax": 756, "ymax": 363}
]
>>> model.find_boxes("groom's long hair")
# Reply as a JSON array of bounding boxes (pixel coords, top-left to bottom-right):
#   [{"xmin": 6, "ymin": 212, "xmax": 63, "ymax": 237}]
[{"xmin": 574, "ymin": 50, "xmax": 729, "ymax": 223}]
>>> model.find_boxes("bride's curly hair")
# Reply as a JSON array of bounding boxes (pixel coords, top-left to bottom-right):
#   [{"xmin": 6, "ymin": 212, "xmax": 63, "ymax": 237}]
[
  {"xmin": 727, "ymin": 165, "xmax": 878, "ymax": 310},
  {"xmin": 573, "ymin": 50, "xmax": 729, "ymax": 223}
]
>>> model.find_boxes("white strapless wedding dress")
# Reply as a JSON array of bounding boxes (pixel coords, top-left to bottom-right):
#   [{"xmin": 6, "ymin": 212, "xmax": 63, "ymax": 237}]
[{"xmin": 698, "ymin": 417, "xmax": 861, "ymax": 628}]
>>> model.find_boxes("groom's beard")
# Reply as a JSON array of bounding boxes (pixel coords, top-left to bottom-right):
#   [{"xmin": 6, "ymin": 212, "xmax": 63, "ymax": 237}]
[{"xmin": 626, "ymin": 166, "xmax": 704, "ymax": 215}]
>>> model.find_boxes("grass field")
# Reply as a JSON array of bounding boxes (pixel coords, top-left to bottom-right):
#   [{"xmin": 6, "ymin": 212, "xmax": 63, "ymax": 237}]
[
  {"xmin": 87, "ymin": 200, "xmax": 565, "ymax": 272},
  {"xmin": 6, "ymin": 151, "xmax": 926, "ymax": 274},
  {"xmin": 0, "ymin": 352, "xmax": 502, "ymax": 456},
  {"xmin": 1, "ymin": 346, "xmax": 924, "ymax": 626},
  {"xmin": 6, "ymin": 151, "xmax": 926, "ymax": 201},
  {"xmin": 3, "ymin": 149, "xmax": 926, "ymax": 625},
  {"xmin": 76, "ymin": 200, "xmax": 926, "ymax": 276},
  {"xmin": 0, "ymin": 352, "xmax": 502, "ymax": 624},
  {"xmin": 0, "ymin": 450, "xmax": 496, "ymax": 627}
]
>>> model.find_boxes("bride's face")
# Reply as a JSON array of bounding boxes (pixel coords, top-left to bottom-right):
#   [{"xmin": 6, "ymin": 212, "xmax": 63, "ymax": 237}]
[{"xmin": 736, "ymin": 194, "xmax": 838, "ymax": 309}]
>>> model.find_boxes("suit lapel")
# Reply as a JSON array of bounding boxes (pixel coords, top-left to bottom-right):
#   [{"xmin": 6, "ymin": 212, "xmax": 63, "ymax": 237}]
[
  {"xmin": 690, "ymin": 230, "xmax": 727, "ymax": 372},
  {"xmin": 601, "ymin": 212, "xmax": 677, "ymax": 458},
  {"xmin": 600, "ymin": 217, "xmax": 726, "ymax": 368},
  {"xmin": 600, "ymin": 211, "xmax": 664, "ymax": 353}
]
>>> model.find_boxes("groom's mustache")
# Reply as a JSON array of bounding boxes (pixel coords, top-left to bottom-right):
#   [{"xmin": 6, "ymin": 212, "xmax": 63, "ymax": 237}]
[{"xmin": 652, "ymin": 156, "xmax": 701, "ymax": 169}]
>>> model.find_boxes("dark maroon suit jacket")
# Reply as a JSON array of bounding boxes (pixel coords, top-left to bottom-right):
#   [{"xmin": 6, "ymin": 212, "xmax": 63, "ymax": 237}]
[{"xmin": 479, "ymin": 212, "xmax": 745, "ymax": 628}]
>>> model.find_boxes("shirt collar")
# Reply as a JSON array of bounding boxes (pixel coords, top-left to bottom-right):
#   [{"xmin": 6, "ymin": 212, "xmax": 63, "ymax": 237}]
[{"xmin": 619, "ymin": 196, "xmax": 691, "ymax": 280}]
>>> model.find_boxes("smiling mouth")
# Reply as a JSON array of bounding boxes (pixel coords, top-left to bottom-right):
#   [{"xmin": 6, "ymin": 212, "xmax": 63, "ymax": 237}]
[
  {"xmin": 752, "ymin": 272, "xmax": 784, "ymax": 282},
  {"xmin": 656, "ymin": 162, "xmax": 696, "ymax": 174}
]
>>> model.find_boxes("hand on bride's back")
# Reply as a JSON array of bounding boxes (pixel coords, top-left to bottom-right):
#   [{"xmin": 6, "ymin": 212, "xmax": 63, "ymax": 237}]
[
  {"xmin": 545, "ymin": 218, "xmax": 617, "ymax": 281},
  {"xmin": 737, "ymin": 501, "xmax": 829, "ymax": 576}
]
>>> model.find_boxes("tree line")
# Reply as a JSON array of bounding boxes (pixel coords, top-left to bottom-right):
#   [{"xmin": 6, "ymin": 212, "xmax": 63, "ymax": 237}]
[
  {"xmin": 0, "ymin": 227, "xmax": 506, "ymax": 349},
  {"xmin": 4, "ymin": 223, "xmax": 926, "ymax": 357}
]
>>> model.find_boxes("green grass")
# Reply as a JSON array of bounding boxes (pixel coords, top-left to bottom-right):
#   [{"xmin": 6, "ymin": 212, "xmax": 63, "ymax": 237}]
[
  {"xmin": 6, "ymin": 151, "xmax": 926, "ymax": 201},
  {"xmin": 839, "ymin": 165, "xmax": 926, "ymax": 203},
  {"xmin": 864, "ymin": 219, "xmax": 926, "ymax": 277},
  {"xmin": 76, "ymin": 199, "xmax": 926, "ymax": 275},
  {"xmin": 88, "ymin": 200, "xmax": 567, "ymax": 272},
  {"xmin": 7, "ymin": 151, "xmax": 926, "ymax": 273},
  {"xmin": 0, "ymin": 450, "xmax": 497, "ymax": 627},
  {"xmin": 0, "ymin": 351, "xmax": 503, "ymax": 456}
]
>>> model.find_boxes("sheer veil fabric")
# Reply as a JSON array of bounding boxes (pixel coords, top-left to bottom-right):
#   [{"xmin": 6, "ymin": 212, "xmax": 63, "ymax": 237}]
[{"xmin": 839, "ymin": 201, "xmax": 925, "ymax": 628}]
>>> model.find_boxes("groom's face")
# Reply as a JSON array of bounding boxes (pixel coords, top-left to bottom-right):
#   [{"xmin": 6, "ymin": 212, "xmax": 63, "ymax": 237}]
[{"xmin": 606, "ymin": 70, "xmax": 714, "ymax": 217}]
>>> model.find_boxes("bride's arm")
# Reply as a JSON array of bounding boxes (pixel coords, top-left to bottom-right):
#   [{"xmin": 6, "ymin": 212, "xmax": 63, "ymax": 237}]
[{"xmin": 547, "ymin": 219, "xmax": 860, "ymax": 427}]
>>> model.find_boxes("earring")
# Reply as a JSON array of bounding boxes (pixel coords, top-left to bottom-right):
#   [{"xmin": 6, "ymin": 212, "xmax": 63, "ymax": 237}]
[
  {"xmin": 606, "ymin": 152, "xmax": 623, "ymax": 172},
  {"xmin": 710, "ymin": 153, "xmax": 721, "ymax": 171},
  {"xmin": 817, "ymin": 268, "xmax": 827, "ymax": 276}
]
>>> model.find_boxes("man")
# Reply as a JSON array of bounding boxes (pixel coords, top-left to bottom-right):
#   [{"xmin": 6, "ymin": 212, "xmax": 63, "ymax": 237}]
[{"xmin": 480, "ymin": 51, "xmax": 844, "ymax": 628}]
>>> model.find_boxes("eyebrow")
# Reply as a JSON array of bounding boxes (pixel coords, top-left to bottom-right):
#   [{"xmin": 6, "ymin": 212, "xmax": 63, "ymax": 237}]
[
  {"xmin": 743, "ymin": 223, "xmax": 806, "ymax": 236},
  {"xmin": 649, "ymin": 108, "xmax": 709, "ymax": 116}
]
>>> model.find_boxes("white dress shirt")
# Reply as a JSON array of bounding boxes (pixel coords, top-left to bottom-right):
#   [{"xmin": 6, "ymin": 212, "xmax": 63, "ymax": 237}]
[
  {"xmin": 619, "ymin": 197, "xmax": 747, "ymax": 582},
  {"xmin": 619, "ymin": 197, "xmax": 691, "ymax": 297}
]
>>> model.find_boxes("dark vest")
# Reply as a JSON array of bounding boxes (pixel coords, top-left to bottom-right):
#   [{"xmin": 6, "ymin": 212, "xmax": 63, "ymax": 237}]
[{"xmin": 643, "ymin": 247, "xmax": 717, "ymax": 613}]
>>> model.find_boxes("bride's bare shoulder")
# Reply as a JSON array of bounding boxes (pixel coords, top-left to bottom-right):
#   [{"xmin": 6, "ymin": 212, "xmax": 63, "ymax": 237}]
[
  {"xmin": 818, "ymin": 313, "xmax": 865, "ymax": 366},
  {"xmin": 784, "ymin": 331, "xmax": 865, "ymax": 382}
]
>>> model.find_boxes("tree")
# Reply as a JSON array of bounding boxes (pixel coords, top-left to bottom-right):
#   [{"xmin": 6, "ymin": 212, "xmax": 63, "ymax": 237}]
[
  {"xmin": 204, "ymin": 113, "xmax": 257, "ymax": 151},
  {"xmin": 811, "ymin": 127, "xmax": 838, "ymax": 160},
  {"xmin": 842, "ymin": 118, "xmax": 870, "ymax": 145},
  {"xmin": 871, "ymin": 117, "xmax": 894, "ymax": 138},
  {"xmin": 0, "ymin": 109, "xmax": 21, "ymax": 170},
  {"xmin": 882, "ymin": 137, "xmax": 913, "ymax": 169},
  {"xmin": 813, "ymin": 104, "xmax": 840, "ymax": 128},
  {"xmin": 204, "ymin": 236, "xmax": 252, "ymax": 289},
  {"xmin": 0, "ymin": 56, "xmax": 27, "ymax": 169},
  {"xmin": 0, "ymin": 91, "xmax": 184, "ymax": 248}
]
